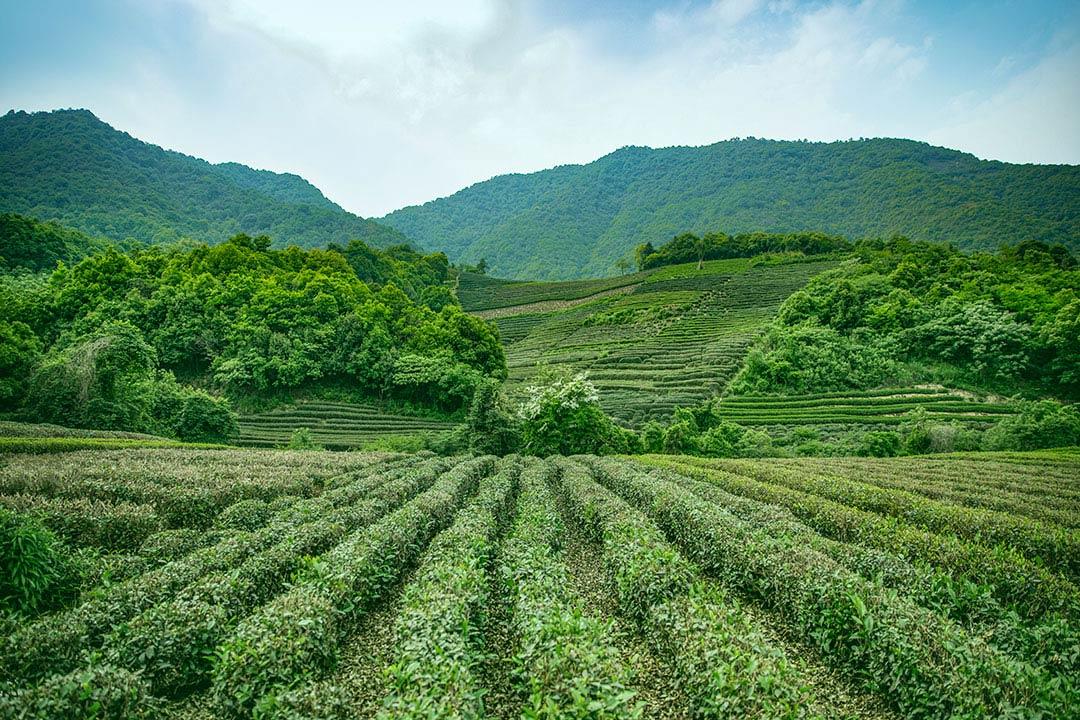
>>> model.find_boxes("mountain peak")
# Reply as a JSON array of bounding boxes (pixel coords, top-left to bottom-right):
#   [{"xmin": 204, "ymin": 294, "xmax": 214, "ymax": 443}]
[
  {"xmin": 0, "ymin": 108, "xmax": 410, "ymax": 249},
  {"xmin": 381, "ymin": 138, "xmax": 1079, "ymax": 280}
]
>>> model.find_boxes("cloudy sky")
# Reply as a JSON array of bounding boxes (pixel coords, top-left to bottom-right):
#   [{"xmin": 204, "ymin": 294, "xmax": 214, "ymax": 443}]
[{"xmin": 2, "ymin": 0, "xmax": 1078, "ymax": 217}]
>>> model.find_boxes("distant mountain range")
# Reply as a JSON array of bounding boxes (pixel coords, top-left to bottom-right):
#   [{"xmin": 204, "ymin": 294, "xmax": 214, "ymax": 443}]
[
  {"xmin": 4, "ymin": 110, "xmax": 1077, "ymax": 281},
  {"xmin": 0, "ymin": 109, "xmax": 407, "ymax": 249},
  {"xmin": 381, "ymin": 139, "xmax": 1080, "ymax": 279}
]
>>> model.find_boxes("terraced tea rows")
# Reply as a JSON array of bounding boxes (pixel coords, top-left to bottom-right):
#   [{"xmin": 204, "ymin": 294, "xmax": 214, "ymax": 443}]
[
  {"xmin": 457, "ymin": 270, "xmax": 649, "ymax": 312},
  {"xmin": 475, "ymin": 258, "xmax": 838, "ymax": 425},
  {"xmin": 1, "ymin": 445, "xmax": 1076, "ymax": 718},
  {"xmin": 712, "ymin": 387, "xmax": 1020, "ymax": 427},
  {"xmin": 236, "ymin": 400, "xmax": 460, "ymax": 449}
]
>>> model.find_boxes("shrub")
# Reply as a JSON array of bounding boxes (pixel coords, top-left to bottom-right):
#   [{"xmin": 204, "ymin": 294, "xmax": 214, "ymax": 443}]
[
  {"xmin": 151, "ymin": 375, "xmax": 237, "ymax": 443},
  {"xmin": 857, "ymin": 431, "xmax": 901, "ymax": 457},
  {"xmin": 0, "ymin": 664, "xmax": 160, "ymax": 719},
  {"xmin": 730, "ymin": 323, "xmax": 899, "ymax": 394},
  {"xmin": 517, "ymin": 372, "xmax": 636, "ymax": 455},
  {"xmin": 287, "ymin": 428, "xmax": 323, "ymax": 451},
  {"xmin": 138, "ymin": 528, "xmax": 207, "ymax": 563},
  {"xmin": 0, "ymin": 509, "xmax": 79, "ymax": 617},
  {"xmin": 983, "ymin": 400, "xmax": 1080, "ymax": 451},
  {"xmin": 215, "ymin": 499, "xmax": 273, "ymax": 531},
  {"xmin": 463, "ymin": 378, "xmax": 520, "ymax": 455},
  {"xmin": 0, "ymin": 320, "xmax": 41, "ymax": 408}
]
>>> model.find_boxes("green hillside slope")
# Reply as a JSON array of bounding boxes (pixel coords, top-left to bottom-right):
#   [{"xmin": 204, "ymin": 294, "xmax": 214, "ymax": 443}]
[
  {"xmin": 472, "ymin": 256, "xmax": 837, "ymax": 425},
  {"xmin": 0, "ymin": 212, "xmax": 141, "ymax": 271},
  {"xmin": 0, "ymin": 109, "xmax": 408, "ymax": 249},
  {"xmin": 382, "ymin": 138, "xmax": 1080, "ymax": 279},
  {"xmin": 236, "ymin": 400, "xmax": 460, "ymax": 449}
]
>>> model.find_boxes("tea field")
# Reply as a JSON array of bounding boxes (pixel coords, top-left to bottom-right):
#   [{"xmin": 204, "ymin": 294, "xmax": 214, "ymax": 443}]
[
  {"xmin": 1, "ymin": 445, "xmax": 1078, "ymax": 718},
  {"xmin": 462, "ymin": 257, "xmax": 839, "ymax": 426},
  {"xmin": 236, "ymin": 401, "xmax": 461, "ymax": 450}
]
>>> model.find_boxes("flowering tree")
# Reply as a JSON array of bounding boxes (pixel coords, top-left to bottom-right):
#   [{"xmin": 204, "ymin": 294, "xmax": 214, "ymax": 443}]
[{"xmin": 516, "ymin": 372, "xmax": 638, "ymax": 455}]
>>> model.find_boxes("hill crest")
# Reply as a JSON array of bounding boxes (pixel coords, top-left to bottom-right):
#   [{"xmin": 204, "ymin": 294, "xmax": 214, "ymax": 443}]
[
  {"xmin": 381, "ymin": 137, "xmax": 1080, "ymax": 280},
  {"xmin": 0, "ymin": 108, "xmax": 409, "ymax": 249}
]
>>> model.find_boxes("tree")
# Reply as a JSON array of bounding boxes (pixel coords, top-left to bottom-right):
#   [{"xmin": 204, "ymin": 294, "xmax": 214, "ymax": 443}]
[
  {"xmin": 463, "ymin": 379, "xmax": 519, "ymax": 455},
  {"xmin": 1044, "ymin": 299, "xmax": 1080, "ymax": 393},
  {"xmin": 27, "ymin": 322, "xmax": 157, "ymax": 431},
  {"xmin": 918, "ymin": 301, "xmax": 1031, "ymax": 385},
  {"xmin": 0, "ymin": 321, "xmax": 41, "ymax": 407},
  {"xmin": 475, "ymin": 258, "xmax": 488, "ymax": 275},
  {"xmin": 516, "ymin": 372, "xmax": 637, "ymax": 455},
  {"xmin": 634, "ymin": 242, "xmax": 655, "ymax": 271}
]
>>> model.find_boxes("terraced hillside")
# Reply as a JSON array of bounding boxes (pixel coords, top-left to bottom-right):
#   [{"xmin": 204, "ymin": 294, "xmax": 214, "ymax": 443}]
[
  {"xmin": 465, "ymin": 257, "xmax": 839, "ymax": 426},
  {"xmin": 712, "ymin": 387, "xmax": 1019, "ymax": 429},
  {"xmin": 237, "ymin": 401, "xmax": 460, "ymax": 449},
  {"xmin": 457, "ymin": 269, "xmax": 648, "ymax": 311},
  {"xmin": 1, "ymin": 446, "xmax": 1077, "ymax": 718}
]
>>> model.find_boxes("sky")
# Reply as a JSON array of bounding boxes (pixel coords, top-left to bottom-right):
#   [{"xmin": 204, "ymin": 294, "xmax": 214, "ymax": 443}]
[{"xmin": 2, "ymin": 0, "xmax": 1079, "ymax": 218}]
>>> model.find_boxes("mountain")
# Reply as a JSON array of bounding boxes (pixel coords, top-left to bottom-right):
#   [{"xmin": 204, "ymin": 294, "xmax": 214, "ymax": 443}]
[
  {"xmin": 0, "ymin": 212, "xmax": 140, "ymax": 271},
  {"xmin": 0, "ymin": 109, "xmax": 409, "ymax": 249},
  {"xmin": 381, "ymin": 138, "xmax": 1080, "ymax": 280}
]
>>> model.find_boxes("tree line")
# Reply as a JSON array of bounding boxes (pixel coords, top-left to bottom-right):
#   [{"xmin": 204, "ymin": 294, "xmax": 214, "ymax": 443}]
[
  {"xmin": 634, "ymin": 230, "xmax": 851, "ymax": 271},
  {"xmin": 0, "ymin": 232, "xmax": 506, "ymax": 441}
]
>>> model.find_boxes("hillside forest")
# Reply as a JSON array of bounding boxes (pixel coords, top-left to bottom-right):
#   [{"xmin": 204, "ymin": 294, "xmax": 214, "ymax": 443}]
[
  {"xmin": 381, "ymin": 138, "xmax": 1080, "ymax": 279},
  {"xmin": 2, "ymin": 210, "xmax": 1077, "ymax": 457},
  {"xmin": 0, "ymin": 223, "xmax": 503, "ymax": 443}
]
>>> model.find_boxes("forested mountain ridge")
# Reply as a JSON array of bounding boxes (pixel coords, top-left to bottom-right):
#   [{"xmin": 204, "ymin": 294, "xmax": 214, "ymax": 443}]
[
  {"xmin": 0, "ymin": 109, "xmax": 409, "ymax": 249},
  {"xmin": 381, "ymin": 138, "xmax": 1080, "ymax": 280}
]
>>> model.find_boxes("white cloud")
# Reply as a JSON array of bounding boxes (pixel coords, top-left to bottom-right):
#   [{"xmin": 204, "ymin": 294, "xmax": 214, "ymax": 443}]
[{"xmin": 928, "ymin": 42, "xmax": 1080, "ymax": 164}]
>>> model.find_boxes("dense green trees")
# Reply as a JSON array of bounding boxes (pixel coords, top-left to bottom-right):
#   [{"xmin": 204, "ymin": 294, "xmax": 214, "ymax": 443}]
[
  {"xmin": 0, "ymin": 109, "xmax": 408, "ymax": 250},
  {"xmin": 0, "ymin": 233, "xmax": 505, "ymax": 438},
  {"xmin": 636, "ymin": 231, "xmax": 850, "ymax": 270},
  {"xmin": 22, "ymin": 322, "xmax": 237, "ymax": 442},
  {"xmin": 732, "ymin": 238, "xmax": 1080, "ymax": 398},
  {"xmin": 0, "ymin": 213, "xmax": 131, "ymax": 272},
  {"xmin": 382, "ymin": 138, "xmax": 1080, "ymax": 280}
]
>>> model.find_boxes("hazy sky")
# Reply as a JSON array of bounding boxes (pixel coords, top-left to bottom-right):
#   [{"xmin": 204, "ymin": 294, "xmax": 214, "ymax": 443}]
[{"xmin": 3, "ymin": 0, "xmax": 1079, "ymax": 217}]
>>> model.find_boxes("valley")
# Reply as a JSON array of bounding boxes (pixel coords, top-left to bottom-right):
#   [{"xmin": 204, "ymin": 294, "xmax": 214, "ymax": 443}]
[{"xmin": 1, "ymin": 37, "xmax": 1078, "ymax": 717}]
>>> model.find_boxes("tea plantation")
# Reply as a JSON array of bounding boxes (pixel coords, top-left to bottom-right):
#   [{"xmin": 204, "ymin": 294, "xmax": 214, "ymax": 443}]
[
  {"xmin": 236, "ymin": 401, "xmax": 460, "ymax": 450},
  {"xmin": 462, "ymin": 257, "xmax": 839, "ymax": 426},
  {"xmin": 0, "ymin": 446, "xmax": 1077, "ymax": 718}
]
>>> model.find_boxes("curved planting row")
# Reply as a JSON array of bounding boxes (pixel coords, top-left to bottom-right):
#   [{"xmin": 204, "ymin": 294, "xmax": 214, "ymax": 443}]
[
  {"xmin": 605, "ymin": 459, "xmax": 1079, "ymax": 678},
  {"xmin": 210, "ymin": 456, "xmax": 493, "ymax": 718},
  {"xmin": 375, "ymin": 457, "xmax": 521, "ymax": 718},
  {"xmin": 0, "ymin": 494, "xmax": 161, "ymax": 551},
  {"xmin": 641, "ymin": 456, "xmax": 1080, "ymax": 624},
  {"xmin": 596, "ymin": 459, "xmax": 1076, "ymax": 718},
  {"xmin": 556, "ymin": 459, "xmax": 818, "ymax": 719},
  {"xmin": 89, "ymin": 456, "xmax": 456, "ymax": 699},
  {"xmin": 0, "ymin": 456, "xmax": 439, "ymax": 684},
  {"xmin": 813, "ymin": 455, "xmax": 1080, "ymax": 500},
  {"xmin": 800, "ymin": 461, "xmax": 1080, "ymax": 529},
  {"xmin": 0, "ymin": 448, "xmax": 379, "ymax": 525},
  {"xmin": 714, "ymin": 458, "xmax": 1080, "ymax": 582},
  {"xmin": 498, "ymin": 459, "xmax": 640, "ymax": 719}
]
